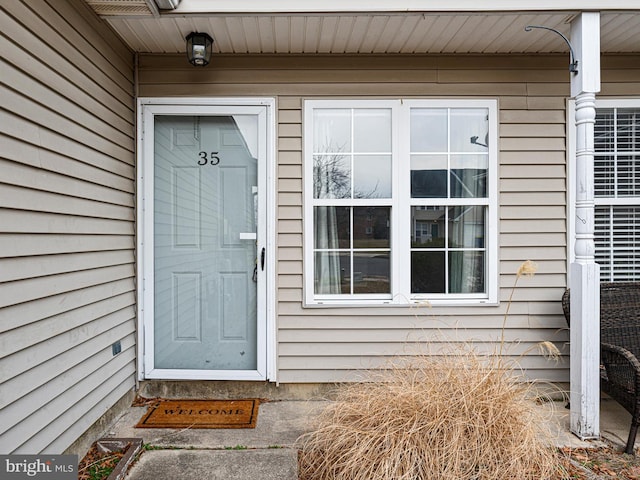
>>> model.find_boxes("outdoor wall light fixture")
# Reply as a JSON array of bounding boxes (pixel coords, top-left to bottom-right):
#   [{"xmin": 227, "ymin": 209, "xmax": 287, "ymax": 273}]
[
  {"xmin": 186, "ymin": 32, "xmax": 214, "ymax": 66},
  {"xmin": 524, "ymin": 25, "xmax": 578, "ymax": 74}
]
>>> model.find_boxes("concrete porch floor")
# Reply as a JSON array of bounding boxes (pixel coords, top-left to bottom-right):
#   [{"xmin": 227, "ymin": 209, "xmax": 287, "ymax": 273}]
[
  {"xmin": 547, "ymin": 395, "xmax": 635, "ymax": 449},
  {"xmin": 101, "ymin": 395, "xmax": 636, "ymax": 480}
]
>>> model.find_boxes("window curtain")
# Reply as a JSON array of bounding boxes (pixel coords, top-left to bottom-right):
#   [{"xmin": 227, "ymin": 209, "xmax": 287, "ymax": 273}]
[
  {"xmin": 315, "ymin": 206, "xmax": 343, "ymax": 294},
  {"xmin": 449, "ymin": 206, "xmax": 484, "ymax": 294},
  {"xmin": 450, "ymin": 168, "xmax": 486, "ymax": 198}
]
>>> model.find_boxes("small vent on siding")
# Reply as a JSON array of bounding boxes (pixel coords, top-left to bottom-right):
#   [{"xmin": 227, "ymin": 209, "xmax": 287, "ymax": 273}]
[{"xmin": 86, "ymin": 1, "xmax": 153, "ymax": 16}]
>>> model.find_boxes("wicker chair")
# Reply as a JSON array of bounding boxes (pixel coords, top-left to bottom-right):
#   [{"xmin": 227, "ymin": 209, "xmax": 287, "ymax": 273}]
[{"xmin": 562, "ymin": 282, "xmax": 640, "ymax": 454}]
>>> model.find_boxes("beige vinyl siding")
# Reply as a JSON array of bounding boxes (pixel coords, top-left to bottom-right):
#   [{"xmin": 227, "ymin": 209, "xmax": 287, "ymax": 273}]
[
  {"xmin": 138, "ymin": 53, "xmax": 640, "ymax": 384},
  {"xmin": 0, "ymin": 0, "xmax": 135, "ymax": 454}
]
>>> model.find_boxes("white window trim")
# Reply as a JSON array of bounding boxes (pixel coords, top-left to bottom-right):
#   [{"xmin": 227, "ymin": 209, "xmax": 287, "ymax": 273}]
[
  {"xmin": 303, "ymin": 98, "xmax": 499, "ymax": 307},
  {"xmin": 567, "ymin": 98, "xmax": 640, "ymax": 282}
]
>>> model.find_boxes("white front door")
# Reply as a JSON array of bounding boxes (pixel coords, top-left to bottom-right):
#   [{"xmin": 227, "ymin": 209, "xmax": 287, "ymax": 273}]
[{"xmin": 138, "ymin": 100, "xmax": 272, "ymax": 380}]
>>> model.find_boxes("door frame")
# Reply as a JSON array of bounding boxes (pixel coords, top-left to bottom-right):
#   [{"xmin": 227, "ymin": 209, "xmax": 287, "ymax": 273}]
[{"xmin": 136, "ymin": 97, "xmax": 276, "ymax": 381}]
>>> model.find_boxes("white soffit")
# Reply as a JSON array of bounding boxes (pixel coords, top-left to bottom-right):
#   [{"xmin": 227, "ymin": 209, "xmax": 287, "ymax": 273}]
[
  {"xmin": 102, "ymin": 12, "xmax": 640, "ymax": 54},
  {"xmin": 84, "ymin": 0, "xmax": 640, "ymax": 54},
  {"xmin": 171, "ymin": 0, "xmax": 640, "ymax": 13}
]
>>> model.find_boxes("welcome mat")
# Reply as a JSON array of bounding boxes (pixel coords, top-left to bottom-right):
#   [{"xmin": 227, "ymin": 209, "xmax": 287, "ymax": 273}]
[{"xmin": 136, "ymin": 399, "xmax": 260, "ymax": 429}]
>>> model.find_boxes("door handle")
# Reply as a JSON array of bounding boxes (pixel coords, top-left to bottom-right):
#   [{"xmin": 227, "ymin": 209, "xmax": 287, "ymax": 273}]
[{"xmin": 260, "ymin": 247, "xmax": 266, "ymax": 271}]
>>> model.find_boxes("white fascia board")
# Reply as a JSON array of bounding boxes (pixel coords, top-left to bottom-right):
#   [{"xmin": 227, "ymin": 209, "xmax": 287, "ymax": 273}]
[{"xmin": 173, "ymin": 0, "xmax": 640, "ymax": 14}]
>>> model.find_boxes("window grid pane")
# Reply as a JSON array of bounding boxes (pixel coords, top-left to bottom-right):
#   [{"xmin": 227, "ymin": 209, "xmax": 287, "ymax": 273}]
[
  {"xmin": 595, "ymin": 205, "xmax": 640, "ymax": 282},
  {"xmin": 594, "ymin": 107, "xmax": 640, "ymax": 282},
  {"xmin": 312, "ymin": 106, "xmax": 393, "ymax": 297},
  {"xmin": 306, "ymin": 100, "xmax": 496, "ymax": 303},
  {"xmin": 313, "ymin": 108, "xmax": 392, "ymax": 201},
  {"xmin": 410, "ymin": 107, "xmax": 489, "ymax": 200},
  {"xmin": 313, "ymin": 206, "xmax": 392, "ymax": 296},
  {"xmin": 595, "ymin": 108, "xmax": 640, "ymax": 198},
  {"xmin": 410, "ymin": 206, "xmax": 486, "ymax": 294}
]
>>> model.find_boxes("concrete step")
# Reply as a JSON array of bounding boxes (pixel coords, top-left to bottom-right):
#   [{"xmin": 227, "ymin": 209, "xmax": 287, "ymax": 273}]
[
  {"xmin": 126, "ymin": 448, "xmax": 298, "ymax": 480},
  {"xmin": 108, "ymin": 401, "xmax": 326, "ymax": 480},
  {"xmin": 108, "ymin": 401, "xmax": 326, "ymax": 449}
]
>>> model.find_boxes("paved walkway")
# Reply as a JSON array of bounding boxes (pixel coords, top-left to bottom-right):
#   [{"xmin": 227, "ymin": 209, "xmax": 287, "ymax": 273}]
[
  {"xmin": 112, "ymin": 400, "xmax": 322, "ymax": 480},
  {"xmin": 105, "ymin": 396, "xmax": 635, "ymax": 480}
]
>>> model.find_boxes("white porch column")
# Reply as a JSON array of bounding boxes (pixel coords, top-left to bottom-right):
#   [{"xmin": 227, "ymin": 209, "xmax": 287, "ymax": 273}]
[{"xmin": 570, "ymin": 12, "xmax": 601, "ymax": 440}]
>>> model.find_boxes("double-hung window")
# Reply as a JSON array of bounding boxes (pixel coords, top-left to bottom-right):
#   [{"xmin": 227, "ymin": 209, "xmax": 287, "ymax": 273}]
[
  {"xmin": 304, "ymin": 99, "xmax": 498, "ymax": 305},
  {"xmin": 594, "ymin": 101, "xmax": 640, "ymax": 281}
]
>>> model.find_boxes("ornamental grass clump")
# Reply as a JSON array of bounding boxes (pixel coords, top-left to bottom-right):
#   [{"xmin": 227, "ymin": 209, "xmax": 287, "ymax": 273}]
[
  {"xmin": 298, "ymin": 260, "xmax": 564, "ymax": 480},
  {"xmin": 298, "ymin": 353, "xmax": 561, "ymax": 480}
]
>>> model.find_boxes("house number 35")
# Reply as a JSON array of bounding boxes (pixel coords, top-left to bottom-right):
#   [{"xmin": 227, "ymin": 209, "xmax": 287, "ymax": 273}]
[{"xmin": 198, "ymin": 151, "xmax": 220, "ymax": 165}]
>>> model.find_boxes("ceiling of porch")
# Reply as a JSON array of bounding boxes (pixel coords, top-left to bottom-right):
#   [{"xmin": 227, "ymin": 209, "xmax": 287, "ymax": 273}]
[{"xmin": 86, "ymin": 2, "xmax": 640, "ymax": 55}]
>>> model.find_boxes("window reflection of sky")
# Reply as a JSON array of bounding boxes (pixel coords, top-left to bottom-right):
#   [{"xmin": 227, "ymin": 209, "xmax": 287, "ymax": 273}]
[
  {"xmin": 354, "ymin": 155, "xmax": 392, "ymax": 198},
  {"xmin": 410, "ymin": 108, "xmax": 489, "ymax": 199},
  {"xmin": 313, "ymin": 108, "xmax": 393, "ymax": 199},
  {"xmin": 354, "ymin": 109, "xmax": 391, "ymax": 152},
  {"xmin": 313, "ymin": 109, "xmax": 351, "ymax": 152},
  {"xmin": 314, "ymin": 108, "xmax": 490, "ymax": 200},
  {"xmin": 411, "ymin": 108, "xmax": 489, "ymax": 153}
]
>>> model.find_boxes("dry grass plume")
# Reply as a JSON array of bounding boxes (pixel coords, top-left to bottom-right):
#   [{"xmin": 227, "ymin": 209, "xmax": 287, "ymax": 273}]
[
  {"xmin": 298, "ymin": 353, "xmax": 562, "ymax": 480},
  {"xmin": 298, "ymin": 260, "xmax": 565, "ymax": 480}
]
